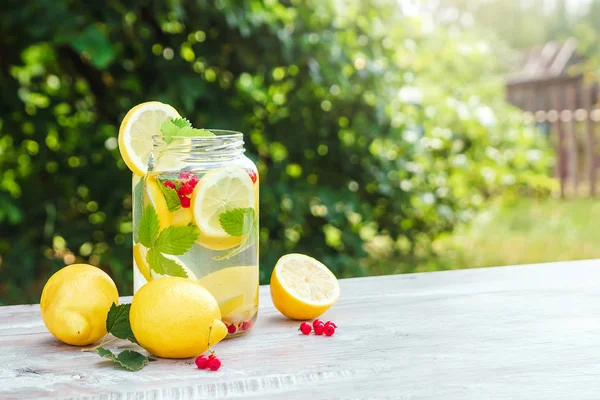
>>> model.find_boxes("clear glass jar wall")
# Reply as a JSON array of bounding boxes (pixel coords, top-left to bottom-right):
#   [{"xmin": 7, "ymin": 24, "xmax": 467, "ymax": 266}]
[{"xmin": 132, "ymin": 131, "xmax": 259, "ymax": 337}]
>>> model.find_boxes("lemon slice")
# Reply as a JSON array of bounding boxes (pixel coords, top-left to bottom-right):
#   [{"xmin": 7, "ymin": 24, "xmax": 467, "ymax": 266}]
[
  {"xmin": 172, "ymin": 207, "xmax": 193, "ymax": 226},
  {"xmin": 191, "ymin": 167, "xmax": 255, "ymax": 250},
  {"xmin": 144, "ymin": 176, "xmax": 172, "ymax": 231},
  {"xmin": 133, "ymin": 243, "xmax": 153, "ymax": 282},
  {"xmin": 217, "ymin": 294, "xmax": 246, "ymax": 317},
  {"xmin": 118, "ymin": 101, "xmax": 180, "ymax": 176},
  {"xmin": 197, "ymin": 266, "xmax": 259, "ymax": 320},
  {"xmin": 270, "ymin": 254, "xmax": 340, "ymax": 320}
]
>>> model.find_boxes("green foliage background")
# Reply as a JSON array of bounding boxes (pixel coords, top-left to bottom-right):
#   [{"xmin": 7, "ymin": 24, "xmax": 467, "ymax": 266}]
[{"xmin": 0, "ymin": 0, "xmax": 553, "ymax": 305}]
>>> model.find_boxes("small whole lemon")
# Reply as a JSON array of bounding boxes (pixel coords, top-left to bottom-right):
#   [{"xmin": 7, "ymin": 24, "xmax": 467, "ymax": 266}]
[
  {"xmin": 130, "ymin": 277, "xmax": 227, "ymax": 359},
  {"xmin": 40, "ymin": 264, "xmax": 119, "ymax": 346}
]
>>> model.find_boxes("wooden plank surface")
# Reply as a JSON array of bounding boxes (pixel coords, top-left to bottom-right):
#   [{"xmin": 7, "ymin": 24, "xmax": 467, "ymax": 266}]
[{"xmin": 2, "ymin": 260, "xmax": 600, "ymax": 399}]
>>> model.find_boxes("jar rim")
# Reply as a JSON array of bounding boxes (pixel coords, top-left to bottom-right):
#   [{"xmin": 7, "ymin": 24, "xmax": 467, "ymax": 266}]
[{"xmin": 151, "ymin": 129, "xmax": 243, "ymax": 141}]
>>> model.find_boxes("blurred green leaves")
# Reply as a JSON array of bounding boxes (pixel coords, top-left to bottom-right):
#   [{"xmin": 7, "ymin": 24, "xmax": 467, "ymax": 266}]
[{"xmin": 0, "ymin": 0, "xmax": 553, "ymax": 304}]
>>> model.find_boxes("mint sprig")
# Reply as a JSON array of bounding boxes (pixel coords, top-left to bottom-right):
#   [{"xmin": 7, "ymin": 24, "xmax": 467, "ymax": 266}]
[
  {"xmin": 93, "ymin": 303, "xmax": 152, "ymax": 372},
  {"xmin": 219, "ymin": 208, "xmax": 254, "ymax": 237},
  {"xmin": 97, "ymin": 347, "xmax": 153, "ymax": 372},
  {"xmin": 160, "ymin": 117, "xmax": 215, "ymax": 144},
  {"xmin": 137, "ymin": 204, "xmax": 198, "ymax": 277}
]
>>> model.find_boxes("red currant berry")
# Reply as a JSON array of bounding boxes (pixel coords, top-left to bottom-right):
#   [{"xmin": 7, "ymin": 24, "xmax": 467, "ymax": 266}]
[
  {"xmin": 247, "ymin": 169, "xmax": 258, "ymax": 183},
  {"xmin": 195, "ymin": 355, "xmax": 209, "ymax": 369},
  {"xmin": 179, "ymin": 195, "xmax": 191, "ymax": 208},
  {"xmin": 179, "ymin": 182, "xmax": 194, "ymax": 195},
  {"xmin": 299, "ymin": 322, "xmax": 312, "ymax": 335},
  {"xmin": 179, "ymin": 171, "xmax": 192, "ymax": 180},
  {"xmin": 324, "ymin": 325, "xmax": 335, "ymax": 336},
  {"xmin": 313, "ymin": 322, "xmax": 325, "ymax": 335},
  {"xmin": 208, "ymin": 357, "xmax": 222, "ymax": 371},
  {"xmin": 163, "ymin": 181, "xmax": 176, "ymax": 190},
  {"xmin": 325, "ymin": 321, "xmax": 337, "ymax": 329},
  {"xmin": 312, "ymin": 319, "xmax": 323, "ymax": 328},
  {"xmin": 227, "ymin": 324, "xmax": 236, "ymax": 334},
  {"xmin": 241, "ymin": 321, "xmax": 251, "ymax": 330},
  {"xmin": 189, "ymin": 176, "xmax": 199, "ymax": 188}
]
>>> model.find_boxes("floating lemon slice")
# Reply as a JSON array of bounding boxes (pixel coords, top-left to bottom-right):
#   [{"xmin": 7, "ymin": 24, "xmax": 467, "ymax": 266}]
[
  {"xmin": 191, "ymin": 167, "xmax": 255, "ymax": 250},
  {"xmin": 171, "ymin": 207, "xmax": 193, "ymax": 226},
  {"xmin": 133, "ymin": 243, "xmax": 153, "ymax": 282},
  {"xmin": 197, "ymin": 266, "xmax": 259, "ymax": 322},
  {"xmin": 144, "ymin": 176, "xmax": 172, "ymax": 231},
  {"xmin": 270, "ymin": 254, "xmax": 340, "ymax": 320},
  {"xmin": 118, "ymin": 101, "xmax": 180, "ymax": 176}
]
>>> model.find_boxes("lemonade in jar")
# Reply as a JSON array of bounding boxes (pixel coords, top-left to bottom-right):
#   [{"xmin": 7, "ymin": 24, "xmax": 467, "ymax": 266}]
[{"xmin": 119, "ymin": 102, "xmax": 259, "ymax": 336}]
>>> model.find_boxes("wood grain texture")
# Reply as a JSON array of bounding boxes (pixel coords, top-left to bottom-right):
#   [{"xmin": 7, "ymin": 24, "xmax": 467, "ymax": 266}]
[{"xmin": 2, "ymin": 260, "xmax": 600, "ymax": 399}]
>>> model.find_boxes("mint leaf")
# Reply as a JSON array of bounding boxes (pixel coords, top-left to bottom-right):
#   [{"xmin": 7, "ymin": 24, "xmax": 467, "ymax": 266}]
[
  {"xmin": 219, "ymin": 208, "xmax": 254, "ymax": 237},
  {"xmin": 177, "ymin": 127, "xmax": 215, "ymax": 137},
  {"xmin": 154, "ymin": 225, "xmax": 200, "ymax": 255},
  {"xmin": 97, "ymin": 347, "xmax": 152, "ymax": 372},
  {"xmin": 138, "ymin": 205, "xmax": 160, "ymax": 248},
  {"xmin": 157, "ymin": 181, "xmax": 181, "ymax": 212},
  {"xmin": 213, "ymin": 215, "xmax": 258, "ymax": 261},
  {"xmin": 105, "ymin": 303, "xmax": 136, "ymax": 343},
  {"xmin": 147, "ymin": 247, "xmax": 188, "ymax": 278},
  {"xmin": 160, "ymin": 118, "xmax": 191, "ymax": 137}
]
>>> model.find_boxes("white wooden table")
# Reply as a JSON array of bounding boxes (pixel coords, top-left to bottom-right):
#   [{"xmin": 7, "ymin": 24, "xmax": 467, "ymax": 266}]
[{"xmin": 2, "ymin": 260, "xmax": 600, "ymax": 399}]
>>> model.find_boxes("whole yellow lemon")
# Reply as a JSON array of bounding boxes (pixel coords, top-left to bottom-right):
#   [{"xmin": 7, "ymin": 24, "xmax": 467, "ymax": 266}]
[
  {"xmin": 40, "ymin": 264, "xmax": 119, "ymax": 346},
  {"xmin": 130, "ymin": 277, "xmax": 227, "ymax": 359}
]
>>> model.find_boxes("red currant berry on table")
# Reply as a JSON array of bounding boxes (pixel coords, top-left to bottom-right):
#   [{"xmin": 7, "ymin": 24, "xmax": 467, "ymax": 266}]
[
  {"xmin": 325, "ymin": 321, "xmax": 337, "ymax": 329},
  {"xmin": 299, "ymin": 322, "xmax": 312, "ymax": 335},
  {"xmin": 324, "ymin": 324, "xmax": 336, "ymax": 336},
  {"xmin": 247, "ymin": 169, "xmax": 258, "ymax": 183},
  {"xmin": 227, "ymin": 324, "xmax": 237, "ymax": 334},
  {"xmin": 313, "ymin": 322, "xmax": 325, "ymax": 335},
  {"xmin": 208, "ymin": 357, "xmax": 222, "ymax": 371},
  {"xmin": 312, "ymin": 319, "xmax": 323, "ymax": 328},
  {"xmin": 195, "ymin": 355, "xmax": 209, "ymax": 369}
]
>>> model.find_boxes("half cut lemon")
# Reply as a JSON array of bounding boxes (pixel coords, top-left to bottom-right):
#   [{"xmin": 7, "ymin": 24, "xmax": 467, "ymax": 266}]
[{"xmin": 270, "ymin": 254, "xmax": 340, "ymax": 320}]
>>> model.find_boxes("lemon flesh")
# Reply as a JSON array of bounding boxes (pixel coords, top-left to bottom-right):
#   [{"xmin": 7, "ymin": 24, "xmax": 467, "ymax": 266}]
[
  {"xmin": 130, "ymin": 277, "xmax": 227, "ymax": 358},
  {"xmin": 270, "ymin": 254, "xmax": 340, "ymax": 320},
  {"xmin": 40, "ymin": 264, "xmax": 119, "ymax": 346}
]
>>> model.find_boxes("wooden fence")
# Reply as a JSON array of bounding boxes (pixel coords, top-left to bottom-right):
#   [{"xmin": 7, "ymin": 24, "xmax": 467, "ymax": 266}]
[{"xmin": 524, "ymin": 108, "xmax": 600, "ymax": 197}]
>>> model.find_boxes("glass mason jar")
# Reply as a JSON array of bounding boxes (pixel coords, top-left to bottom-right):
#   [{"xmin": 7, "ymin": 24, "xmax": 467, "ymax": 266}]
[{"xmin": 131, "ymin": 131, "xmax": 259, "ymax": 337}]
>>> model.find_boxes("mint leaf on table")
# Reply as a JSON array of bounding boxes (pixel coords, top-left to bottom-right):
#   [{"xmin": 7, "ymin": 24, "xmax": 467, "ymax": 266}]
[
  {"xmin": 154, "ymin": 225, "xmax": 200, "ymax": 255},
  {"xmin": 219, "ymin": 208, "xmax": 254, "ymax": 237},
  {"xmin": 147, "ymin": 247, "xmax": 188, "ymax": 278},
  {"xmin": 105, "ymin": 303, "xmax": 136, "ymax": 343},
  {"xmin": 97, "ymin": 347, "xmax": 152, "ymax": 372},
  {"xmin": 176, "ymin": 127, "xmax": 215, "ymax": 137},
  {"xmin": 138, "ymin": 205, "xmax": 160, "ymax": 248},
  {"xmin": 157, "ymin": 181, "xmax": 181, "ymax": 212}
]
